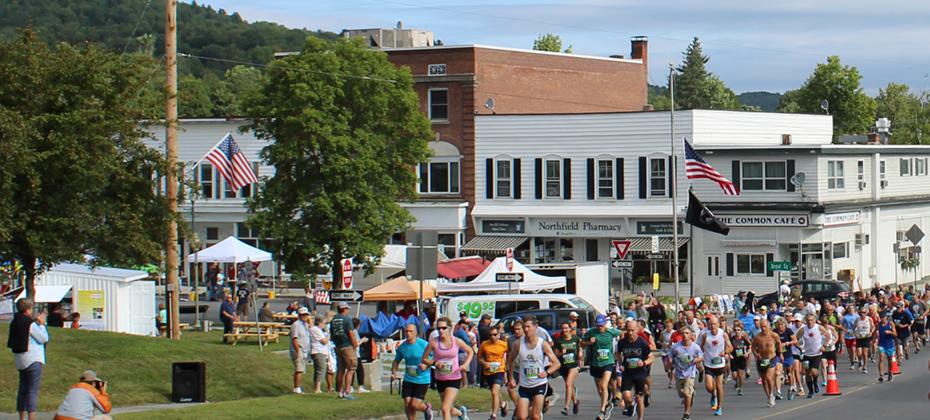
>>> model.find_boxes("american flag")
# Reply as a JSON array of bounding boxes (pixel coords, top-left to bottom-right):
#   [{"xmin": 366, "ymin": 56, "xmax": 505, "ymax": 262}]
[
  {"xmin": 683, "ymin": 139, "xmax": 739, "ymax": 195},
  {"xmin": 204, "ymin": 133, "xmax": 258, "ymax": 190}
]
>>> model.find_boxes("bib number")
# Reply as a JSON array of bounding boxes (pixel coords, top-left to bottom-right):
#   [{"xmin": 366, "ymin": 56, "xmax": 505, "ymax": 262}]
[
  {"xmin": 406, "ymin": 366, "xmax": 419, "ymax": 377},
  {"xmin": 597, "ymin": 348, "xmax": 611, "ymax": 361},
  {"xmin": 734, "ymin": 349, "xmax": 744, "ymax": 357},
  {"xmin": 711, "ymin": 356, "xmax": 724, "ymax": 365},
  {"xmin": 563, "ymin": 353, "xmax": 576, "ymax": 364},
  {"xmin": 489, "ymin": 362, "xmax": 502, "ymax": 373},
  {"xmin": 626, "ymin": 357, "xmax": 642, "ymax": 368},
  {"xmin": 437, "ymin": 359, "xmax": 455, "ymax": 376},
  {"xmin": 760, "ymin": 359, "xmax": 771, "ymax": 367},
  {"xmin": 524, "ymin": 366, "xmax": 545, "ymax": 379}
]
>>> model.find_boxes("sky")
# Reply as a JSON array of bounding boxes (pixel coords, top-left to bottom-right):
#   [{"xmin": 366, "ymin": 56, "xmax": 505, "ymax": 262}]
[{"xmin": 197, "ymin": 0, "xmax": 930, "ymax": 94}]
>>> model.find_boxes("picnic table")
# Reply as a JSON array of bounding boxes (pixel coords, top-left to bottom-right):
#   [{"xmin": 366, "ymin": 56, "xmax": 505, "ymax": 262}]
[
  {"xmin": 272, "ymin": 312, "xmax": 298, "ymax": 322},
  {"xmin": 224, "ymin": 321, "xmax": 289, "ymax": 345}
]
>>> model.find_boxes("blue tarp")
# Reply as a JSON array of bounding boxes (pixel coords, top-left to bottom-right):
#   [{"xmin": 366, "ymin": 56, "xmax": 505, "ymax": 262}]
[{"xmin": 357, "ymin": 312, "xmax": 423, "ymax": 338}]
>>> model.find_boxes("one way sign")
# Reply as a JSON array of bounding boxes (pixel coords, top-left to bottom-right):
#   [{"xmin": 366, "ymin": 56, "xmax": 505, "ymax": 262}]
[
  {"xmin": 496, "ymin": 272, "xmax": 524, "ymax": 282},
  {"xmin": 329, "ymin": 290, "xmax": 364, "ymax": 302}
]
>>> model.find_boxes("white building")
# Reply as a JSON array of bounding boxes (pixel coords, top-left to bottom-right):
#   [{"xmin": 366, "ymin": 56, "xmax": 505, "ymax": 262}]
[{"xmin": 470, "ymin": 110, "xmax": 930, "ymax": 295}]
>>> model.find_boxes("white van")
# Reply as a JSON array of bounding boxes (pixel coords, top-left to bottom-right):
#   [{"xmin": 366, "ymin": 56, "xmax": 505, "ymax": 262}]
[{"xmin": 437, "ymin": 293, "xmax": 596, "ymax": 322}]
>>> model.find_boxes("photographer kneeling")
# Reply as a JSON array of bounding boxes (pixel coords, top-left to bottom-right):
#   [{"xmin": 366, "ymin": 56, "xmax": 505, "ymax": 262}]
[{"xmin": 54, "ymin": 370, "xmax": 112, "ymax": 420}]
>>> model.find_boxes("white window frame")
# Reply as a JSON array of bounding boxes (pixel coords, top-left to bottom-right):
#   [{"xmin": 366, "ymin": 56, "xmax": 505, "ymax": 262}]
[
  {"xmin": 880, "ymin": 160, "xmax": 887, "ymax": 188},
  {"xmin": 418, "ymin": 158, "xmax": 460, "ymax": 194},
  {"xmin": 236, "ymin": 222, "xmax": 261, "ymax": 248},
  {"xmin": 596, "ymin": 158, "xmax": 614, "ymax": 199},
  {"xmin": 735, "ymin": 253, "xmax": 766, "ymax": 276},
  {"xmin": 900, "ymin": 158, "xmax": 912, "ymax": 176},
  {"xmin": 917, "ymin": 157, "xmax": 927, "ymax": 176},
  {"xmin": 200, "ymin": 162, "xmax": 259, "ymax": 200},
  {"xmin": 648, "ymin": 157, "xmax": 667, "ymax": 197},
  {"xmin": 427, "ymin": 88, "xmax": 449, "ymax": 121},
  {"xmin": 827, "ymin": 160, "xmax": 845, "ymax": 190},
  {"xmin": 544, "ymin": 158, "xmax": 562, "ymax": 199},
  {"xmin": 832, "ymin": 242, "xmax": 848, "ymax": 259},
  {"xmin": 494, "ymin": 158, "xmax": 513, "ymax": 199},
  {"xmin": 741, "ymin": 161, "xmax": 787, "ymax": 191}
]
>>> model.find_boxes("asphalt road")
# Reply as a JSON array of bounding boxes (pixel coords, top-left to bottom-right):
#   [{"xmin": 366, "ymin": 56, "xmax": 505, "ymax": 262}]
[{"xmin": 535, "ymin": 346, "xmax": 930, "ymax": 420}]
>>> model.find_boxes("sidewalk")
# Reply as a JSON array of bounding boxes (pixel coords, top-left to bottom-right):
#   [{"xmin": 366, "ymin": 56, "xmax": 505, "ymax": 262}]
[{"xmin": 0, "ymin": 402, "xmax": 207, "ymax": 420}]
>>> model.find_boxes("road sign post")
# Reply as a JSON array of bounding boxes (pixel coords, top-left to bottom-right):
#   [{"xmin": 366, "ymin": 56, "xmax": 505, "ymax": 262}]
[
  {"xmin": 767, "ymin": 261, "xmax": 791, "ymax": 300},
  {"xmin": 341, "ymin": 258, "xmax": 353, "ymax": 289}
]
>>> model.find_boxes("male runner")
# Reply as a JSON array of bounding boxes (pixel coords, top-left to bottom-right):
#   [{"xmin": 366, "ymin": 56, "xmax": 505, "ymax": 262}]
[
  {"xmin": 876, "ymin": 311, "xmax": 898, "ymax": 383},
  {"xmin": 788, "ymin": 313, "xmax": 806, "ymax": 397},
  {"xmin": 751, "ymin": 320, "xmax": 780, "ymax": 407},
  {"xmin": 892, "ymin": 302, "xmax": 914, "ymax": 360},
  {"xmin": 392, "ymin": 324, "xmax": 434, "ymax": 420},
  {"xmin": 699, "ymin": 315, "xmax": 732, "ymax": 416},
  {"xmin": 669, "ymin": 326, "xmax": 703, "ymax": 420},
  {"xmin": 841, "ymin": 305, "xmax": 860, "ymax": 369},
  {"xmin": 616, "ymin": 320, "xmax": 653, "ymax": 420},
  {"xmin": 798, "ymin": 314, "xmax": 827, "ymax": 397},
  {"xmin": 478, "ymin": 325, "xmax": 509, "ymax": 419},
  {"xmin": 582, "ymin": 315, "xmax": 621, "ymax": 420},
  {"xmin": 506, "ymin": 316, "xmax": 560, "ymax": 420},
  {"xmin": 909, "ymin": 296, "xmax": 927, "ymax": 349}
]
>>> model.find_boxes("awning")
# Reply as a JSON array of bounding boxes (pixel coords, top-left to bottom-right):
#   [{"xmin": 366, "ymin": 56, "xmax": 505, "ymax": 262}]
[
  {"xmin": 437, "ymin": 256, "xmax": 491, "ymax": 279},
  {"xmin": 16, "ymin": 285, "xmax": 73, "ymax": 303},
  {"xmin": 720, "ymin": 240, "xmax": 777, "ymax": 247},
  {"xmin": 626, "ymin": 237, "xmax": 689, "ymax": 252},
  {"xmin": 462, "ymin": 236, "xmax": 527, "ymax": 254}
]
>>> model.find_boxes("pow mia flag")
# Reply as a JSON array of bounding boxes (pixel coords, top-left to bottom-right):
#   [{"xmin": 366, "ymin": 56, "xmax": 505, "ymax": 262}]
[{"xmin": 685, "ymin": 191, "xmax": 730, "ymax": 235}]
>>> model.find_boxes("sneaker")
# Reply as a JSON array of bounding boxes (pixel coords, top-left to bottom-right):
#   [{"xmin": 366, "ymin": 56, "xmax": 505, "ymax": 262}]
[
  {"xmin": 425, "ymin": 403, "xmax": 434, "ymax": 420},
  {"xmin": 768, "ymin": 394, "xmax": 776, "ymax": 407},
  {"xmin": 737, "ymin": 387, "xmax": 743, "ymax": 396},
  {"xmin": 878, "ymin": 376, "xmax": 884, "ymax": 383},
  {"xmin": 596, "ymin": 411, "xmax": 605, "ymax": 420},
  {"xmin": 500, "ymin": 403, "xmax": 508, "ymax": 418},
  {"xmin": 714, "ymin": 408, "xmax": 722, "ymax": 416},
  {"xmin": 806, "ymin": 392, "xmax": 814, "ymax": 399},
  {"xmin": 682, "ymin": 415, "xmax": 691, "ymax": 420},
  {"xmin": 904, "ymin": 352, "xmax": 909, "ymax": 360},
  {"xmin": 357, "ymin": 386, "xmax": 370, "ymax": 393},
  {"xmin": 775, "ymin": 391, "xmax": 783, "ymax": 400},
  {"xmin": 887, "ymin": 373, "xmax": 894, "ymax": 383},
  {"xmin": 631, "ymin": 402, "xmax": 638, "ymax": 418},
  {"xmin": 344, "ymin": 394, "xmax": 356, "ymax": 401},
  {"xmin": 814, "ymin": 383, "xmax": 821, "ymax": 394},
  {"xmin": 787, "ymin": 390, "xmax": 794, "ymax": 401},
  {"xmin": 458, "ymin": 405, "xmax": 469, "ymax": 420},
  {"xmin": 644, "ymin": 393, "xmax": 650, "ymax": 408},
  {"xmin": 293, "ymin": 387, "xmax": 303, "ymax": 394},
  {"xmin": 573, "ymin": 398, "xmax": 580, "ymax": 415},
  {"xmin": 710, "ymin": 395, "xmax": 717, "ymax": 409},
  {"xmin": 622, "ymin": 405, "xmax": 633, "ymax": 417},
  {"xmin": 605, "ymin": 401, "xmax": 615, "ymax": 418},
  {"xmin": 862, "ymin": 368, "xmax": 868, "ymax": 374}
]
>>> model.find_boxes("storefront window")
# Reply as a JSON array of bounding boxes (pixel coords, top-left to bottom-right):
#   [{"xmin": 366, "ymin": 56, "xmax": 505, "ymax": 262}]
[
  {"xmin": 533, "ymin": 237, "xmax": 574, "ymax": 263},
  {"xmin": 560, "ymin": 238, "xmax": 574, "ymax": 262}
]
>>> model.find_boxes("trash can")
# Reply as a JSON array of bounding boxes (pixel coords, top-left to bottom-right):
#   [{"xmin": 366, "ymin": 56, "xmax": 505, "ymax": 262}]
[{"xmin": 201, "ymin": 320, "xmax": 212, "ymax": 332}]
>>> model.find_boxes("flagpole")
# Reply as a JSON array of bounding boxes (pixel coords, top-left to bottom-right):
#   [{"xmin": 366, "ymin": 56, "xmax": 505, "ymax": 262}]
[{"xmin": 669, "ymin": 63, "xmax": 681, "ymax": 309}]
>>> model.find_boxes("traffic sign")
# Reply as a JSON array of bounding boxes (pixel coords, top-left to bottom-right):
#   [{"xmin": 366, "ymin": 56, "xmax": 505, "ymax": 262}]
[
  {"xmin": 906, "ymin": 224, "xmax": 925, "ymax": 244},
  {"xmin": 496, "ymin": 272, "xmax": 524, "ymax": 282},
  {"xmin": 611, "ymin": 260, "xmax": 633, "ymax": 268},
  {"xmin": 651, "ymin": 236, "xmax": 660, "ymax": 253},
  {"xmin": 767, "ymin": 261, "xmax": 791, "ymax": 271},
  {"xmin": 646, "ymin": 253, "xmax": 664, "ymax": 260},
  {"xmin": 506, "ymin": 247, "xmax": 514, "ymax": 272},
  {"xmin": 341, "ymin": 258, "xmax": 353, "ymax": 289},
  {"xmin": 612, "ymin": 239, "xmax": 632, "ymax": 260},
  {"xmin": 329, "ymin": 290, "xmax": 364, "ymax": 302}
]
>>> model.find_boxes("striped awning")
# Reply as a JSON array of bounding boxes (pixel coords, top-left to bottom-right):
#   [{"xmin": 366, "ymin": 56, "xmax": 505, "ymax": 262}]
[
  {"xmin": 626, "ymin": 236, "xmax": 689, "ymax": 252},
  {"xmin": 462, "ymin": 236, "xmax": 528, "ymax": 254}
]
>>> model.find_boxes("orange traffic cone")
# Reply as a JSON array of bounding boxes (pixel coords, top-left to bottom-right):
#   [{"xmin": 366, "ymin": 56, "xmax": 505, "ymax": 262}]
[
  {"xmin": 823, "ymin": 360, "xmax": 842, "ymax": 396},
  {"xmin": 890, "ymin": 354, "xmax": 902, "ymax": 375}
]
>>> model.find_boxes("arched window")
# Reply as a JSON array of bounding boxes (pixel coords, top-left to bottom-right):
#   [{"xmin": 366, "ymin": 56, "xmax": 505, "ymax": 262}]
[{"xmin": 418, "ymin": 141, "xmax": 461, "ymax": 194}]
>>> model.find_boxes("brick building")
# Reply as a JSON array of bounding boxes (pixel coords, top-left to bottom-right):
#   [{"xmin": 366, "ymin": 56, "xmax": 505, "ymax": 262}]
[{"xmin": 386, "ymin": 37, "xmax": 650, "ymax": 255}]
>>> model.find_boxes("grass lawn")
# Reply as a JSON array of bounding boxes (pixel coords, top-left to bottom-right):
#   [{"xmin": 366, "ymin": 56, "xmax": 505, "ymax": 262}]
[
  {"xmin": 0, "ymin": 323, "xmax": 292, "ymax": 412},
  {"xmin": 120, "ymin": 388, "xmax": 492, "ymax": 420}
]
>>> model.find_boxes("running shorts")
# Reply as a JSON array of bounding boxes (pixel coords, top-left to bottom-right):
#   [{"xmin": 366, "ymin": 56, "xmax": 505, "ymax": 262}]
[
  {"xmin": 878, "ymin": 345, "xmax": 895, "ymax": 357},
  {"xmin": 435, "ymin": 379, "xmax": 460, "ymax": 393},
  {"xmin": 844, "ymin": 338, "xmax": 856, "ymax": 348},
  {"xmin": 589, "ymin": 365, "xmax": 611, "ymax": 379},
  {"xmin": 801, "ymin": 355, "xmax": 821, "ymax": 371},
  {"xmin": 558, "ymin": 365, "xmax": 578, "ymax": 379},
  {"xmin": 822, "ymin": 350, "xmax": 837, "ymax": 364},
  {"xmin": 913, "ymin": 322, "xmax": 925, "ymax": 336},
  {"xmin": 756, "ymin": 358, "xmax": 774, "ymax": 376},
  {"xmin": 731, "ymin": 356, "xmax": 747, "ymax": 371},
  {"xmin": 704, "ymin": 367, "xmax": 726, "ymax": 377},
  {"xmin": 484, "ymin": 373, "xmax": 506, "ymax": 387},
  {"xmin": 401, "ymin": 381, "xmax": 429, "ymax": 400},
  {"xmin": 898, "ymin": 329, "xmax": 911, "ymax": 340},
  {"xmin": 777, "ymin": 355, "xmax": 794, "ymax": 368},
  {"xmin": 620, "ymin": 375, "xmax": 647, "ymax": 395},
  {"xmin": 856, "ymin": 338, "xmax": 871, "ymax": 348},
  {"xmin": 518, "ymin": 384, "xmax": 549, "ymax": 399}
]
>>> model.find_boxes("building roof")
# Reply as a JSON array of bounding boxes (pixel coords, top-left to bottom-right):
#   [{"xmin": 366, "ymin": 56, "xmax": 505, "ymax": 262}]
[{"xmin": 382, "ymin": 44, "xmax": 643, "ymax": 64}]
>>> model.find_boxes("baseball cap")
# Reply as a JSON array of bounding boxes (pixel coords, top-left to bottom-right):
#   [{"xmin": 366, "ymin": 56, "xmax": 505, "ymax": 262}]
[
  {"xmin": 337, "ymin": 302, "xmax": 350, "ymax": 310},
  {"xmin": 80, "ymin": 370, "xmax": 100, "ymax": 382},
  {"xmin": 793, "ymin": 313, "xmax": 804, "ymax": 321},
  {"xmin": 480, "ymin": 314, "xmax": 492, "ymax": 321},
  {"xmin": 569, "ymin": 311, "xmax": 579, "ymax": 318},
  {"xmin": 297, "ymin": 307, "xmax": 310, "ymax": 315},
  {"xmin": 596, "ymin": 314, "xmax": 608, "ymax": 326}
]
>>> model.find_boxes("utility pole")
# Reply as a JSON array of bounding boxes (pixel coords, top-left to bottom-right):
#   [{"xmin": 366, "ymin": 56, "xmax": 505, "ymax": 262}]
[
  {"xmin": 165, "ymin": 0, "xmax": 181, "ymax": 340},
  {"xmin": 669, "ymin": 63, "xmax": 681, "ymax": 308}
]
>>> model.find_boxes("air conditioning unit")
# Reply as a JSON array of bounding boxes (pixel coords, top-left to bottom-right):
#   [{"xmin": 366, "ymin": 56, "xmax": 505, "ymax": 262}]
[
  {"xmin": 858, "ymin": 181, "xmax": 866, "ymax": 190},
  {"xmin": 881, "ymin": 180, "xmax": 888, "ymax": 188},
  {"xmin": 855, "ymin": 233, "xmax": 863, "ymax": 247}
]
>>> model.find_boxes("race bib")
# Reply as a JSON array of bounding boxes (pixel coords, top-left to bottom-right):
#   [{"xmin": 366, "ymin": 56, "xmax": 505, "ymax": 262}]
[
  {"xmin": 734, "ymin": 349, "xmax": 744, "ymax": 357},
  {"xmin": 436, "ymin": 359, "xmax": 455, "ymax": 376},
  {"xmin": 760, "ymin": 359, "xmax": 771, "ymax": 367},
  {"xmin": 802, "ymin": 360, "xmax": 810, "ymax": 369},
  {"xmin": 711, "ymin": 356, "xmax": 724, "ymax": 365},
  {"xmin": 597, "ymin": 348, "xmax": 611, "ymax": 361},
  {"xmin": 489, "ymin": 362, "xmax": 502, "ymax": 373},
  {"xmin": 563, "ymin": 353, "xmax": 576, "ymax": 364},
  {"xmin": 677, "ymin": 353, "xmax": 692, "ymax": 364},
  {"xmin": 524, "ymin": 366, "xmax": 545, "ymax": 379},
  {"xmin": 406, "ymin": 366, "xmax": 419, "ymax": 377},
  {"xmin": 626, "ymin": 357, "xmax": 642, "ymax": 368}
]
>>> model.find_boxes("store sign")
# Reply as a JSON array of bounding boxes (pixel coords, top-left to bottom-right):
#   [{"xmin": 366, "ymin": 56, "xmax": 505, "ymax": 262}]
[
  {"xmin": 823, "ymin": 211, "xmax": 860, "ymax": 227},
  {"xmin": 482, "ymin": 220, "xmax": 525, "ymax": 234},
  {"xmin": 716, "ymin": 214, "xmax": 809, "ymax": 227},
  {"xmin": 456, "ymin": 300, "xmax": 495, "ymax": 320},
  {"xmin": 636, "ymin": 221, "xmax": 683, "ymax": 235},
  {"xmin": 531, "ymin": 218, "xmax": 624, "ymax": 237}
]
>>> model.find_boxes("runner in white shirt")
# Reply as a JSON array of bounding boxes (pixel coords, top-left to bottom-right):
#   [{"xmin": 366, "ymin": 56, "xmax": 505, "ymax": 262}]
[
  {"xmin": 699, "ymin": 315, "xmax": 732, "ymax": 416},
  {"xmin": 798, "ymin": 314, "xmax": 827, "ymax": 397},
  {"xmin": 506, "ymin": 315, "xmax": 560, "ymax": 420}
]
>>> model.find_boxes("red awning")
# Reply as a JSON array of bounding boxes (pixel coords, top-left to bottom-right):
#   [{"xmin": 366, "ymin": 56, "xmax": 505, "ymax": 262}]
[{"xmin": 437, "ymin": 256, "xmax": 490, "ymax": 280}]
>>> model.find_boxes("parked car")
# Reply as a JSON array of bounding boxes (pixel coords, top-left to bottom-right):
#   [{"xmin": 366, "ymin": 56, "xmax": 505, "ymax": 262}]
[
  {"xmin": 756, "ymin": 279, "xmax": 852, "ymax": 306},
  {"xmin": 495, "ymin": 308, "xmax": 598, "ymax": 340},
  {"xmin": 438, "ymin": 293, "xmax": 597, "ymax": 323}
]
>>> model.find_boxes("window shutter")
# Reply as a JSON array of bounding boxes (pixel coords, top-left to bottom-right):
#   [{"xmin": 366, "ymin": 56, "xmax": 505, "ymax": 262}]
[
  {"xmin": 786, "ymin": 159, "xmax": 796, "ymax": 192},
  {"xmin": 563, "ymin": 158, "xmax": 572, "ymax": 199},
  {"xmin": 731, "ymin": 160, "xmax": 741, "ymax": 194},
  {"xmin": 513, "ymin": 159, "xmax": 522, "ymax": 199},
  {"xmin": 534, "ymin": 158, "xmax": 543, "ymax": 199},
  {"xmin": 638, "ymin": 156, "xmax": 647, "ymax": 199},
  {"xmin": 586, "ymin": 158, "xmax": 595, "ymax": 200},
  {"xmin": 766, "ymin": 253, "xmax": 775, "ymax": 277},
  {"xmin": 667, "ymin": 156, "xmax": 676, "ymax": 198},
  {"xmin": 726, "ymin": 253, "xmax": 734, "ymax": 277},
  {"xmin": 485, "ymin": 158, "xmax": 494, "ymax": 199},
  {"xmin": 616, "ymin": 158, "xmax": 624, "ymax": 199}
]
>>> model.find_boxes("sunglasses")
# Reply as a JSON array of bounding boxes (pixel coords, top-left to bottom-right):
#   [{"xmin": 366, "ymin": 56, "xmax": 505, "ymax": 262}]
[
  {"xmin": 491, "ymin": 333, "xmax": 499, "ymax": 336},
  {"xmin": 438, "ymin": 326, "xmax": 449, "ymax": 330}
]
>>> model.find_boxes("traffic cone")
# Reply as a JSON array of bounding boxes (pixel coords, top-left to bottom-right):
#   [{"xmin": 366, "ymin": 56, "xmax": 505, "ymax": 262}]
[
  {"xmin": 823, "ymin": 360, "xmax": 842, "ymax": 396},
  {"xmin": 890, "ymin": 354, "xmax": 902, "ymax": 375}
]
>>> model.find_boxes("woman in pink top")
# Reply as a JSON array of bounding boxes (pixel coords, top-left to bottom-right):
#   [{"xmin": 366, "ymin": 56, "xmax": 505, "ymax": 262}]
[{"xmin": 420, "ymin": 317, "xmax": 474, "ymax": 420}]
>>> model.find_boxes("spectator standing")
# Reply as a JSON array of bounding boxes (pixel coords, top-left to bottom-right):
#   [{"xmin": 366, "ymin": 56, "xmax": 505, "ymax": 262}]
[
  {"xmin": 205, "ymin": 263, "xmax": 219, "ymax": 301},
  {"xmin": 330, "ymin": 302, "xmax": 359, "ymax": 400},
  {"xmin": 54, "ymin": 370, "xmax": 112, "ymax": 420},
  {"xmin": 309, "ymin": 315, "xmax": 330, "ymax": 393},
  {"xmin": 7, "ymin": 298, "xmax": 49, "ymax": 420},
  {"xmin": 236, "ymin": 284, "xmax": 251, "ymax": 320},
  {"xmin": 290, "ymin": 307, "xmax": 312, "ymax": 394},
  {"xmin": 220, "ymin": 295, "xmax": 238, "ymax": 343},
  {"xmin": 155, "ymin": 304, "xmax": 167, "ymax": 336}
]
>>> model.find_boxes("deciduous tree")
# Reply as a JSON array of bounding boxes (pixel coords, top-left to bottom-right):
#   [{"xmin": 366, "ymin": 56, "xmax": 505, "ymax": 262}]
[{"xmin": 780, "ymin": 56, "xmax": 876, "ymax": 137}]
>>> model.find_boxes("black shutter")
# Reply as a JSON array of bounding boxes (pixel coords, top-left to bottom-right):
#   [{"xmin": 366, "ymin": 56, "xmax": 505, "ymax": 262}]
[
  {"xmin": 786, "ymin": 159, "xmax": 796, "ymax": 192},
  {"xmin": 485, "ymin": 158, "xmax": 494, "ymax": 199},
  {"xmin": 513, "ymin": 159, "xmax": 522, "ymax": 199},
  {"xmin": 667, "ymin": 156, "xmax": 675, "ymax": 198},
  {"xmin": 766, "ymin": 253, "xmax": 775, "ymax": 277},
  {"xmin": 726, "ymin": 253, "xmax": 734, "ymax": 277},
  {"xmin": 616, "ymin": 158, "xmax": 624, "ymax": 199},
  {"xmin": 731, "ymin": 160, "xmax": 741, "ymax": 194},
  {"xmin": 563, "ymin": 158, "xmax": 572, "ymax": 199},
  {"xmin": 586, "ymin": 158, "xmax": 595, "ymax": 199},
  {"xmin": 534, "ymin": 158, "xmax": 543, "ymax": 199},
  {"xmin": 638, "ymin": 156, "xmax": 648, "ymax": 199}
]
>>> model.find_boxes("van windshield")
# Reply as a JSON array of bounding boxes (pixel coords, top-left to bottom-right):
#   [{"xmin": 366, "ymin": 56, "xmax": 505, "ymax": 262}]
[{"xmin": 569, "ymin": 297, "xmax": 593, "ymax": 310}]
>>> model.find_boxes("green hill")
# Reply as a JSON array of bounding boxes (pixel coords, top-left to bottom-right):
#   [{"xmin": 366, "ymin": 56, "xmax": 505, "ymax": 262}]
[{"xmin": 737, "ymin": 91, "xmax": 782, "ymax": 112}]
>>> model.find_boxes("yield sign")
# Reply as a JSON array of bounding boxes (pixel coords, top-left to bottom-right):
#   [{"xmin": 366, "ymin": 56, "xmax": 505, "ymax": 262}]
[{"xmin": 612, "ymin": 239, "xmax": 632, "ymax": 260}]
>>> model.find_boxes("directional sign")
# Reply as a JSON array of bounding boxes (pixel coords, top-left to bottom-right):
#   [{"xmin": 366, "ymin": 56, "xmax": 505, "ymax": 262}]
[
  {"xmin": 612, "ymin": 239, "xmax": 632, "ymax": 260},
  {"xmin": 506, "ymin": 247, "xmax": 514, "ymax": 272},
  {"xmin": 906, "ymin": 224, "xmax": 925, "ymax": 244},
  {"xmin": 495, "ymin": 272, "xmax": 524, "ymax": 282},
  {"xmin": 646, "ymin": 253, "xmax": 664, "ymax": 260},
  {"xmin": 329, "ymin": 290, "xmax": 364, "ymax": 302},
  {"xmin": 611, "ymin": 260, "xmax": 633, "ymax": 268},
  {"xmin": 341, "ymin": 258, "xmax": 353, "ymax": 289},
  {"xmin": 767, "ymin": 261, "xmax": 791, "ymax": 271}
]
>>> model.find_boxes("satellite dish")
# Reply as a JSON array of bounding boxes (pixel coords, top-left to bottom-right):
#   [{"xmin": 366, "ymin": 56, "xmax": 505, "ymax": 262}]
[
  {"xmin": 820, "ymin": 99, "xmax": 829, "ymax": 113},
  {"xmin": 485, "ymin": 97, "xmax": 495, "ymax": 111},
  {"xmin": 790, "ymin": 172, "xmax": 806, "ymax": 187}
]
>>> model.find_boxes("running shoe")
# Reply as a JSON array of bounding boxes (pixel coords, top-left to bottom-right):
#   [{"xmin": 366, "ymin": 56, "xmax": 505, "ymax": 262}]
[
  {"xmin": 737, "ymin": 387, "xmax": 743, "ymax": 396},
  {"xmin": 806, "ymin": 391, "xmax": 814, "ymax": 399},
  {"xmin": 595, "ymin": 411, "xmax": 605, "ymax": 420},
  {"xmin": 605, "ymin": 401, "xmax": 615, "ymax": 418},
  {"xmin": 293, "ymin": 387, "xmax": 303, "ymax": 394},
  {"xmin": 500, "ymin": 403, "xmax": 507, "ymax": 418},
  {"xmin": 904, "ymin": 352, "xmax": 909, "ymax": 360},
  {"xmin": 682, "ymin": 414, "xmax": 691, "ymax": 420},
  {"xmin": 787, "ymin": 390, "xmax": 794, "ymax": 401},
  {"xmin": 560, "ymin": 408, "xmax": 569, "ymax": 416},
  {"xmin": 878, "ymin": 376, "xmax": 884, "ymax": 383},
  {"xmin": 458, "ymin": 405, "xmax": 469, "ymax": 420},
  {"xmin": 573, "ymin": 398, "xmax": 580, "ymax": 415},
  {"xmin": 768, "ymin": 394, "xmax": 776, "ymax": 407},
  {"xmin": 887, "ymin": 373, "xmax": 894, "ymax": 383},
  {"xmin": 425, "ymin": 403, "xmax": 434, "ymax": 420},
  {"xmin": 814, "ymin": 383, "xmax": 821, "ymax": 394},
  {"xmin": 775, "ymin": 391, "xmax": 783, "ymax": 400},
  {"xmin": 714, "ymin": 408, "xmax": 722, "ymax": 416},
  {"xmin": 710, "ymin": 395, "xmax": 717, "ymax": 409},
  {"xmin": 622, "ymin": 405, "xmax": 633, "ymax": 417},
  {"xmin": 344, "ymin": 394, "xmax": 356, "ymax": 401},
  {"xmin": 862, "ymin": 368, "xmax": 868, "ymax": 374},
  {"xmin": 644, "ymin": 393, "xmax": 650, "ymax": 408},
  {"xmin": 631, "ymin": 402, "xmax": 638, "ymax": 418}
]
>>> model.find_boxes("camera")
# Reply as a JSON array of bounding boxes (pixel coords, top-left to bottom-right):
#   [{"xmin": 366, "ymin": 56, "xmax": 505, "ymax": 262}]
[{"xmin": 95, "ymin": 381, "xmax": 106, "ymax": 391}]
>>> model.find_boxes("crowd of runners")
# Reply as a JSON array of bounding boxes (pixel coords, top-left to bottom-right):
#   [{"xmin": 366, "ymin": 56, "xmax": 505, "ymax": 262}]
[{"xmin": 389, "ymin": 284, "xmax": 930, "ymax": 420}]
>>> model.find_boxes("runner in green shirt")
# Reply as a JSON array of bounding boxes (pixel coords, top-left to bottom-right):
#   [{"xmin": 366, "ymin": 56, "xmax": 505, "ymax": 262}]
[
  {"xmin": 582, "ymin": 315, "xmax": 622, "ymax": 419},
  {"xmin": 555, "ymin": 322, "xmax": 583, "ymax": 415}
]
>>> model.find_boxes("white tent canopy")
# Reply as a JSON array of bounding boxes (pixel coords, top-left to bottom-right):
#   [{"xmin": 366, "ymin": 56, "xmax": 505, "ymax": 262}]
[
  {"xmin": 15, "ymin": 285, "xmax": 73, "ymax": 303},
  {"xmin": 186, "ymin": 236, "xmax": 272, "ymax": 263},
  {"xmin": 437, "ymin": 256, "xmax": 566, "ymax": 293}
]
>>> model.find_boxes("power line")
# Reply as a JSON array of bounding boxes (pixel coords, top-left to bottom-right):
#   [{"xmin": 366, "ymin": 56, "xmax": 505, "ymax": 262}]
[
  {"xmin": 179, "ymin": 53, "xmax": 399, "ymax": 83},
  {"xmin": 121, "ymin": 0, "xmax": 154, "ymax": 56}
]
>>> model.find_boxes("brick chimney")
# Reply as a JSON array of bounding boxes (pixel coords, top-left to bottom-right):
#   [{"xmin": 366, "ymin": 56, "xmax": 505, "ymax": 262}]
[{"xmin": 631, "ymin": 36, "xmax": 648, "ymax": 68}]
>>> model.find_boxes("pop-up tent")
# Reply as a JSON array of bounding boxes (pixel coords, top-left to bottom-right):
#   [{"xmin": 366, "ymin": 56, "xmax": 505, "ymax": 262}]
[
  {"xmin": 437, "ymin": 256, "xmax": 566, "ymax": 293},
  {"xmin": 363, "ymin": 277, "xmax": 436, "ymax": 301},
  {"xmin": 186, "ymin": 236, "xmax": 272, "ymax": 263}
]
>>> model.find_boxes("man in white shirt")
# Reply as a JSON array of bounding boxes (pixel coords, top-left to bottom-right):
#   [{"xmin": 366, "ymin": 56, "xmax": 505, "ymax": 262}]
[{"xmin": 290, "ymin": 307, "xmax": 312, "ymax": 394}]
